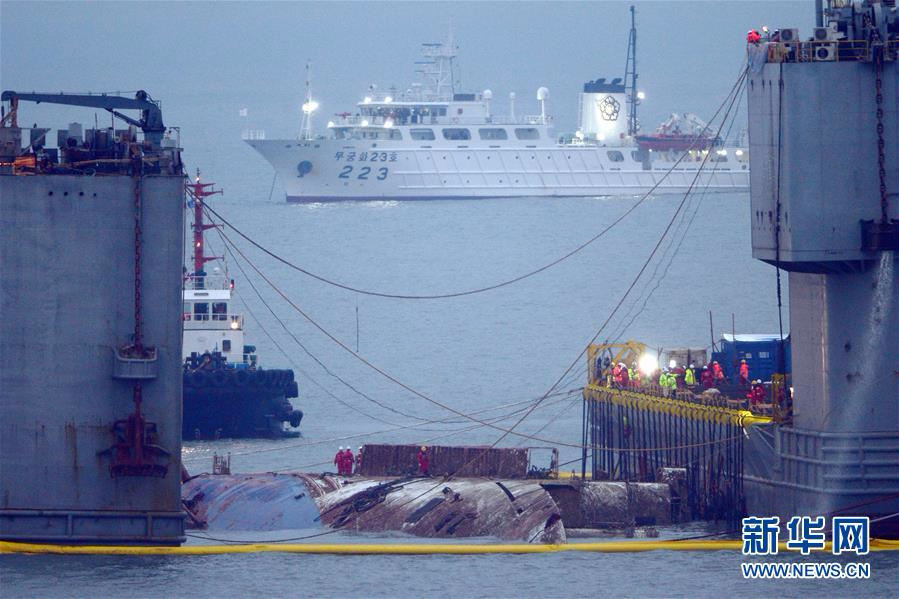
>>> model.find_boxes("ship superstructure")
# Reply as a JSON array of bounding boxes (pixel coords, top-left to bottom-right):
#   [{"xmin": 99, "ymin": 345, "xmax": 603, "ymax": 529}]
[
  {"xmin": 0, "ymin": 91, "xmax": 186, "ymax": 544},
  {"xmin": 248, "ymin": 11, "xmax": 749, "ymax": 202}
]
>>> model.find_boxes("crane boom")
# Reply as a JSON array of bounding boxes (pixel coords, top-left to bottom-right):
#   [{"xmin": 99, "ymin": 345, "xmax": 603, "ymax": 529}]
[{"xmin": 0, "ymin": 90, "xmax": 165, "ymax": 144}]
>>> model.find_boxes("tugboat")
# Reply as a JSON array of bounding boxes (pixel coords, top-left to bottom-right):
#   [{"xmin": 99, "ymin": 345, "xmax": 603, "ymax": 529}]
[{"xmin": 182, "ymin": 174, "xmax": 302, "ymax": 439}]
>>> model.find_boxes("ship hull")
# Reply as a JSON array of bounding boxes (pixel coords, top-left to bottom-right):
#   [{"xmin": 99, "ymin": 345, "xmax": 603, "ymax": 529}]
[
  {"xmin": 182, "ymin": 368, "xmax": 301, "ymax": 439},
  {"xmin": 248, "ymin": 139, "xmax": 749, "ymax": 202}
]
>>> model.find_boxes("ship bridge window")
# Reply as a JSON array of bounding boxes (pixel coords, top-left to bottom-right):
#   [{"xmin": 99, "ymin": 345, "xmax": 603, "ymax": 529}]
[
  {"xmin": 442, "ymin": 128, "xmax": 471, "ymax": 141},
  {"xmin": 384, "ymin": 129, "xmax": 403, "ymax": 140},
  {"xmin": 410, "ymin": 128, "xmax": 436, "ymax": 140},
  {"xmin": 514, "ymin": 128, "xmax": 540, "ymax": 140},
  {"xmin": 631, "ymin": 150, "xmax": 648, "ymax": 162},
  {"xmin": 478, "ymin": 128, "xmax": 508, "ymax": 140},
  {"xmin": 193, "ymin": 302, "xmax": 209, "ymax": 321},
  {"xmin": 222, "ymin": 339, "xmax": 232, "ymax": 353},
  {"xmin": 334, "ymin": 129, "xmax": 359, "ymax": 140},
  {"xmin": 607, "ymin": 151, "xmax": 624, "ymax": 162},
  {"xmin": 212, "ymin": 302, "xmax": 227, "ymax": 321}
]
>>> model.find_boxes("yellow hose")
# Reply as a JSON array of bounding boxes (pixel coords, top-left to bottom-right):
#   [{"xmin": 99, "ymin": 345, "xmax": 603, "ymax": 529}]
[{"xmin": 2, "ymin": 538, "xmax": 897, "ymax": 555}]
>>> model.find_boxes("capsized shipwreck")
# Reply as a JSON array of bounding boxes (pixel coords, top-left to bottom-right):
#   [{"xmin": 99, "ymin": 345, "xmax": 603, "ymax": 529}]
[
  {"xmin": 317, "ymin": 476, "xmax": 565, "ymax": 544},
  {"xmin": 183, "ymin": 444, "xmax": 684, "ymax": 543},
  {"xmin": 183, "ymin": 472, "xmax": 563, "ymax": 542}
]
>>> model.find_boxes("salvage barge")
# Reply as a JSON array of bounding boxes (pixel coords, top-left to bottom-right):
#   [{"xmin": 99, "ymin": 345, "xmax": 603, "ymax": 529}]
[
  {"xmin": 580, "ymin": 0, "xmax": 899, "ymax": 537},
  {"xmin": 0, "ymin": 91, "xmax": 186, "ymax": 544}
]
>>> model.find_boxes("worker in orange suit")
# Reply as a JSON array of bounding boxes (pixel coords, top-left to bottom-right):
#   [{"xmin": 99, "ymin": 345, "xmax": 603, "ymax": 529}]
[
  {"xmin": 711, "ymin": 361, "xmax": 726, "ymax": 387},
  {"xmin": 739, "ymin": 359, "xmax": 750, "ymax": 386}
]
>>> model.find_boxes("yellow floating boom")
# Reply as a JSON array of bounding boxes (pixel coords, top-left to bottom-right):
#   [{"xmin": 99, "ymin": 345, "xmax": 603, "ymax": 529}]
[{"xmin": 2, "ymin": 539, "xmax": 897, "ymax": 555}]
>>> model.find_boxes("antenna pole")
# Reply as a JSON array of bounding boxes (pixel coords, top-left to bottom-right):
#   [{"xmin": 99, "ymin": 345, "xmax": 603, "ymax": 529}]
[
  {"xmin": 301, "ymin": 60, "xmax": 314, "ymax": 140},
  {"xmin": 625, "ymin": 4, "xmax": 639, "ymax": 136}
]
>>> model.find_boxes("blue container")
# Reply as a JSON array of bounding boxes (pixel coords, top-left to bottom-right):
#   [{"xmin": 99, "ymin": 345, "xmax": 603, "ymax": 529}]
[{"xmin": 711, "ymin": 334, "xmax": 791, "ymax": 383}]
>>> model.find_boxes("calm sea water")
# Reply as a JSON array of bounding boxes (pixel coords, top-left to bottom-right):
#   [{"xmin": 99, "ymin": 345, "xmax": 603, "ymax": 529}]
[{"xmin": 4, "ymin": 95, "xmax": 897, "ymax": 598}]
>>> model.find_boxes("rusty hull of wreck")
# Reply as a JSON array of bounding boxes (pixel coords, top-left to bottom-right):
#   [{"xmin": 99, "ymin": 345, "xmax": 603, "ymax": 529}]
[{"xmin": 318, "ymin": 476, "xmax": 565, "ymax": 544}]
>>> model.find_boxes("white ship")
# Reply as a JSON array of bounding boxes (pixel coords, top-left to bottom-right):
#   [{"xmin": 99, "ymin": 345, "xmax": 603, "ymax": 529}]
[{"xmin": 248, "ymin": 13, "xmax": 748, "ymax": 202}]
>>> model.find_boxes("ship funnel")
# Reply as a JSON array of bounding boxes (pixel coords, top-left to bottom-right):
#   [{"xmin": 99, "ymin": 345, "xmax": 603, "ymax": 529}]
[{"xmin": 579, "ymin": 77, "xmax": 628, "ymax": 144}]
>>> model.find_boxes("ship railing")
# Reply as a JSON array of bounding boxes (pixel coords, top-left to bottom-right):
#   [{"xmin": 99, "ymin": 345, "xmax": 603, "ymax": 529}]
[
  {"xmin": 241, "ymin": 129, "xmax": 266, "ymax": 140},
  {"xmin": 330, "ymin": 114, "xmax": 552, "ymax": 127},
  {"xmin": 763, "ymin": 39, "xmax": 896, "ymax": 64},
  {"xmin": 182, "ymin": 313, "xmax": 243, "ymax": 329},
  {"xmin": 484, "ymin": 115, "xmax": 551, "ymax": 126},
  {"xmin": 184, "ymin": 274, "xmax": 231, "ymax": 290},
  {"xmin": 586, "ymin": 379, "xmax": 781, "ymax": 417},
  {"xmin": 331, "ymin": 115, "xmax": 387, "ymax": 127}
]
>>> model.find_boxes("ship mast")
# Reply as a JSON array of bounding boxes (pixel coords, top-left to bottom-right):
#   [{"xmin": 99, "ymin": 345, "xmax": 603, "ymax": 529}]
[
  {"xmin": 624, "ymin": 4, "xmax": 638, "ymax": 136},
  {"xmin": 186, "ymin": 170, "xmax": 222, "ymax": 276},
  {"xmin": 300, "ymin": 60, "xmax": 318, "ymax": 140},
  {"xmin": 419, "ymin": 28, "xmax": 457, "ymax": 102}
]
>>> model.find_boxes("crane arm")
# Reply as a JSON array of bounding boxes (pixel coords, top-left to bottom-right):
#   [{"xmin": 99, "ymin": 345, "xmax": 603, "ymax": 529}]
[{"xmin": 1, "ymin": 90, "xmax": 165, "ymax": 143}]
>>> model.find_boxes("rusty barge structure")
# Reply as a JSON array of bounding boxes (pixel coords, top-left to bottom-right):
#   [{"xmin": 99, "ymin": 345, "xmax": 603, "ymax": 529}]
[{"xmin": 0, "ymin": 91, "xmax": 186, "ymax": 544}]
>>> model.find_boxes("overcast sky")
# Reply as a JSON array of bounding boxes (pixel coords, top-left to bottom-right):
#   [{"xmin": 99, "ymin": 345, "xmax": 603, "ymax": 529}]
[{"xmin": 3, "ymin": 1, "xmax": 814, "ymax": 136}]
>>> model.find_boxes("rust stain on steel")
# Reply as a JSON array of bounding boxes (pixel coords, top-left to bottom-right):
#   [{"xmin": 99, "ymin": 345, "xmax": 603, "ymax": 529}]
[
  {"xmin": 181, "ymin": 473, "xmax": 324, "ymax": 531},
  {"xmin": 359, "ymin": 444, "xmax": 529, "ymax": 478},
  {"xmin": 316, "ymin": 476, "xmax": 566, "ymax": 544}
]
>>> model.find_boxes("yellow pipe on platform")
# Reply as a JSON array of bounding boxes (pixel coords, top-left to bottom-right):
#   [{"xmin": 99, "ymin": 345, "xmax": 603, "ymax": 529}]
[
  {"xmin": 2, "ymin": 539, "xmax": 897, "ymax": 556},
  {"xmin": 584, "ymin": 385, "xmax": 773, "ymax": 427}
]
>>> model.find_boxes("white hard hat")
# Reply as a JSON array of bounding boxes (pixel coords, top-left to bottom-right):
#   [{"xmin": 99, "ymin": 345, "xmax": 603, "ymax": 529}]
[
  {"xmin": 339, "ymin": 446, "xmax": 344, "ymax": 450},
  {"xmin": 358, "ymin": 446, "xmax": 363, "ymax": 450}
]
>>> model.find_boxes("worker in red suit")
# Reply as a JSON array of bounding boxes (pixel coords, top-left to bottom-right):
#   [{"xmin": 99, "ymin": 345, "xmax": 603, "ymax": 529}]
[
  {"xmin": 618, "ymin": 363, "xmax": 629, "ymax": 388},
  {"xmin": 342, "ymin": 447, "xmax": 355, "ymax": 476},
  {"xmin": 611, "ymin": 363, "xmax": 621, "ymax": 388},
  {"xmin": 334, "ymin": 446, "xmax": 345, "ymax": 475},
  {"xmin": 747, "ymin": 29, "xmax": 761, "ymax": 44},
  {"xmin": 417, "ymin": 446, "xmax": 430, "ymax": 476},
  {"xmin": 751, "ymin": 380, "xmax": 767, "ymax": 406},
  {"xmin": 700, "ymin": 366, "xmax": 714, "ymax": 389}
]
